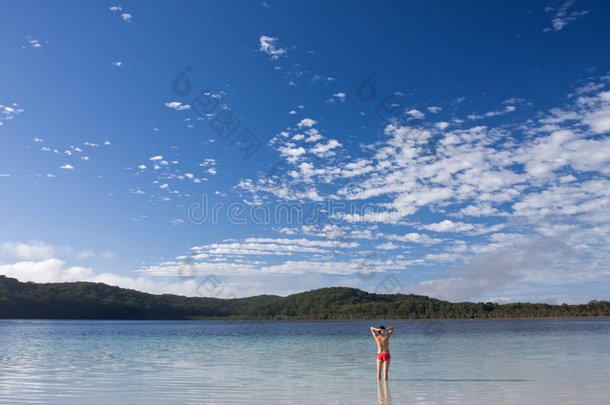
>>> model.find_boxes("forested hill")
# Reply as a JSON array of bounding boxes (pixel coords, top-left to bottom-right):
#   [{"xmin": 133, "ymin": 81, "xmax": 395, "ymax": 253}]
[{"xmin": 1, "ymin": 275, "xmax": 609, "ymax": 320}]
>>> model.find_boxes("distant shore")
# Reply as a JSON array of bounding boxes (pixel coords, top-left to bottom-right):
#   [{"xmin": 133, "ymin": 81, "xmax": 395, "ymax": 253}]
[{"xmin": 2, "ymin": 276, "xmax": 609, "ymax": 320}]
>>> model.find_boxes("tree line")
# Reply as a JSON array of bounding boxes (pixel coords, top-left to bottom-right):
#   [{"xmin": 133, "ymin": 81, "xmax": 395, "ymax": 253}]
[{"xmin": 1, "ymin": 276, "xmax": 609, "ymax": 320}]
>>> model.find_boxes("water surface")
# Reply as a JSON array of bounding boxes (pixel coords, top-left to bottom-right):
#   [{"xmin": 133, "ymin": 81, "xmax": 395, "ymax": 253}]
[{"xmin": 1, "ymin": 319, "xmax": 609, "ymax": 404}]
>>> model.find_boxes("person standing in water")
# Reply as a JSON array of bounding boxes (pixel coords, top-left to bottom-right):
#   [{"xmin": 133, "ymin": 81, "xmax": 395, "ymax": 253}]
[{"xmin": 371, "ymin": 325, "xmax": 394, "ymax": 380}]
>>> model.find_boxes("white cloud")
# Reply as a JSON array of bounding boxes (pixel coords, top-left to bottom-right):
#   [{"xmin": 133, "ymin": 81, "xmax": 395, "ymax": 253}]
[
  {"xmin": 0, "ymin": 255, "xmax": 207, "ymax": 297},
  {"xmin": 279, "ymin": 144, "xmax": 306, "ymax": 163},
  {"xmin": 582, "ymin": 91, "xmax": 610, "ymax": 133},
  {"xmin": 337, "ymin": 210, "xmax": 413, "ymax": 225},
  {"xmin": 259, "ymin": 36, "xmax": 286, "ymax": 59},
  {"xmin": 149, "ymin": 155, "xmax": 163, "ymax": 161},
  {"xmin": 327, "ymin": 92, "xmax": 346, "ymax": 103},
  {"xmin": 304, "ymin": 128, "xmax": 323, "ymax": 142},
  {"xmin": 165, "ymin": 101, "xmax": 190, "ymax": 111},
  {"xmin": 111, "ymin": 61, "xmax": 122, "ymax": 67},
  {"xmin": 60, "ymin": 164, "xmax": 74, "ymax": 170},
  {"xmin": 377, "ymin": 242, "xmax": 400, "ymax": 250},
  {"xmin": 191, "ymin": 241, "xmax": 326, "ymax": 256},
  {"xmin": 422, "ymin": 220, "xmax": 475, "ymax": 233},
  {"xmin": 199, "ymin": 158, "xmax": 216, "ymax": 167},
  {"xmin": 412, "ymin": 234, "xmax": 589, "ymax": 301},
  {"xmin": 456, "ymin": 203, "xmax": 503, "ymax": 217},
  {"xmin": 383, "ymin": 232, "xmax": 442, "ymax": 245},
  {"xmin": 337, "ymin": 158, "xmax": 374, "ymax": 178},
  {"xmin": 297, "ymin": 118, "xmax": 317, "ymax": 128},
  {"xmin": 1, "ymin": 240, "xmax": 55, "ymax": 260},
  {"xmin": 76, "ymin": 249, "xmax": 95, "ymax": 259},
  {"xmin": 1, "ymin": 103, "xmax": 25, "ymax": 124},
  {"xmin": 405, "ymin": 109, "xmax": 424, "ymax": 119},
  {"xmin": 109, "ymin": 5, "xmax": 132, "ymax": 22},
  {"xmin": 544, "ymin": 0, "xmax": 588, "ymax": 32},
  {"xmin": 0, "ymin": 259, "xmax": 94, "ymax": 283},
  {"xmin": 242, "ymin": 237, "xmax": 358, "ymax": 249},
  {"xmin": 140, "ymin": 255, "xmax": 407, "ymax": 277},
  {"xmin": 310, "ymin": 139, "xmax": 341, "ymax": 158},
  {"xmin": 230, "ymin": 74, "xmax": 610, "ymax": 302},
  {"xmin": 468, "ymin": 105, "xmax": 516, "ymax": 120},
  {"xmin": 28, "ymin": 38, "xmax": 42, "ymax": 48}
]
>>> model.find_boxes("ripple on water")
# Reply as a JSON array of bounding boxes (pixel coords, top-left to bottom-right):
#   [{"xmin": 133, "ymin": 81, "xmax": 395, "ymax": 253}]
[{"xmin": 1, "ymin": 319, "xmax": 610, "ymax": 404}]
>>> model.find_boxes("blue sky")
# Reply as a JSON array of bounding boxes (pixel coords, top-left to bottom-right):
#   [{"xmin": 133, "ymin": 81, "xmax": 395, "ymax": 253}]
[{"xmin": 1, "ymin": 1, "xmax": 609, "ymax": 303}]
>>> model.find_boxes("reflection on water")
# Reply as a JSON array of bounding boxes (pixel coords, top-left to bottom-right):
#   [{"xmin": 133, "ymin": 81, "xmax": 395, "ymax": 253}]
[
  {"xmin": 0, "ymin": 319, "xmax": 609, "ymax": 404},
  {"xmin": 377, "ymin": 380, "xmax": 392, "ymax": 405}
]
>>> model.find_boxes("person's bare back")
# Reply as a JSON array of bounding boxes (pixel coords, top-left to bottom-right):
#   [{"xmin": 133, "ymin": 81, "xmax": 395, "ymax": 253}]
[{"xmin": 370, "ymin": 325, "xmax": 394, "ymax": 380}]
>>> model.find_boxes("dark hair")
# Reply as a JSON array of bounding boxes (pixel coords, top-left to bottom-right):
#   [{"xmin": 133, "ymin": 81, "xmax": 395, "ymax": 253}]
[{"xmin": 378, "ymin": 325, "xmax": 386, "ymax": 330}]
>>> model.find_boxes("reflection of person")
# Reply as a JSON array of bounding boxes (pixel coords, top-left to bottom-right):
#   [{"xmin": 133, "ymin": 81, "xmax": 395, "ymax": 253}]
[
  {"xmin": 377, "ymin": 380, "xmax": 392, "ymax": 405},
  {"xmin": 370, "ymin": 325, "xmax": 394, "ymax": 380}
]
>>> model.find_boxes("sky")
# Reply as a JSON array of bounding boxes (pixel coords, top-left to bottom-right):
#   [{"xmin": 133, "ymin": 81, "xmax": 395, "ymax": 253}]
[{"xmin": 1, "ymin": 1, "xmax": 609, "ymax": 304}]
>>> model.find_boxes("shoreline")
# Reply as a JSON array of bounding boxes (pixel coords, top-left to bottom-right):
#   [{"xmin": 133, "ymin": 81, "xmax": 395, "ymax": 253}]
[{"xmin": 2, "ymin": 316, "xmax": 610, "ymax": 322}]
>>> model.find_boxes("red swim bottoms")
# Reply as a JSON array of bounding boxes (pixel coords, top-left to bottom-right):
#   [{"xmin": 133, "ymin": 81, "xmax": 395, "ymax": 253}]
[{"xmin": 377, "ymin": 353, "xmax": 391, "ymax": 362}]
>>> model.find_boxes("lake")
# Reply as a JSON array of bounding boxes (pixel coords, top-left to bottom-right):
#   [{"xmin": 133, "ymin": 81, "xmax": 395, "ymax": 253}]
[{"xmin": 1, "ymin": 319, "xmax": 609, "ymax": 404}]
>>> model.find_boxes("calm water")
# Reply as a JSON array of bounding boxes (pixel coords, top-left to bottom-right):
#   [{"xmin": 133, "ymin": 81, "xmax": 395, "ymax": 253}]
[{"xmin": 1, "ymin": 319, "xmax": 609, "ymax": 404}]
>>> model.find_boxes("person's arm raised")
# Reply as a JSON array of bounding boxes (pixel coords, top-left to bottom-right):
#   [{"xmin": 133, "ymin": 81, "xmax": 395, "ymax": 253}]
[
  {"xmin": 370, "ymin": 327, "xmax": 379, "ymax": 337},
  {"xmin": 387, "ymin": 327, "xmax": 395, "ymax": 336}
]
